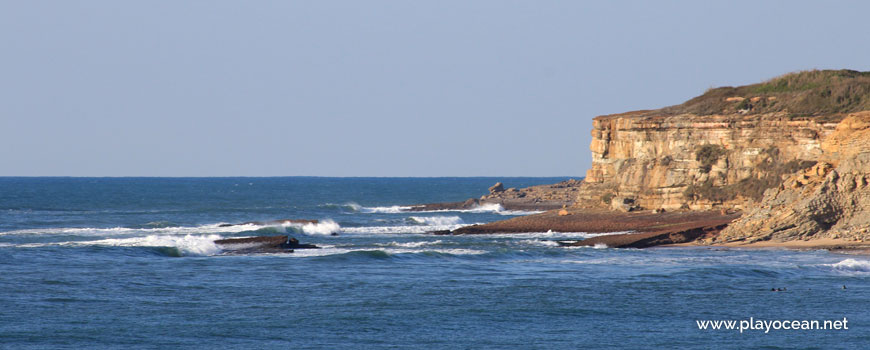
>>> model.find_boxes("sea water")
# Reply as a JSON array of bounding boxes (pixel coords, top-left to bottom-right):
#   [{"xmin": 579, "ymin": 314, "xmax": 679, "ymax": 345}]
[{"xmin": 1, "ymin": 177, "xmax": 868, "ymax": 349}]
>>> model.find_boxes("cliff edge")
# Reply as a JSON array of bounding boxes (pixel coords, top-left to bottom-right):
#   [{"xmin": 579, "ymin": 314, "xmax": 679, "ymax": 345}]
[{"xmin": 577, "ymin": 70, "xmax": 870, "ymax": 214}]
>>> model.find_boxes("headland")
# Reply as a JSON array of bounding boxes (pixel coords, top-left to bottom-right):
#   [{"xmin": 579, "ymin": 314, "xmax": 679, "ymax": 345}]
[{"xmin": 424, "ymin": 70, "xmax": 870, "ymax": 251}]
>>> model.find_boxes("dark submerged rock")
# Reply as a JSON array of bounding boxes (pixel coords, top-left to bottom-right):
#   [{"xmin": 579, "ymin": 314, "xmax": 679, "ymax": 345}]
[{"xmin": 214, "ymin": 235, "xmax": 319, "ymax": 254}]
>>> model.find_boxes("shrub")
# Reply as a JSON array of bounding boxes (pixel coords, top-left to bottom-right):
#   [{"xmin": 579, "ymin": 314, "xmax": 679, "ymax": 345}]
[
  {"xmin": 695, "ymin": 145, "xmax": 727, "ymax": 173},
  {"xmin": 660, "ymin": 155, "xmax": 673, "ymax": 166},
  {"xmin": 683, "ymin": 158, "xmax": 817, "ymax": 202},
  {"xmin": 652, "ymin": 69, "xmax": 870, "ymax": 118}
]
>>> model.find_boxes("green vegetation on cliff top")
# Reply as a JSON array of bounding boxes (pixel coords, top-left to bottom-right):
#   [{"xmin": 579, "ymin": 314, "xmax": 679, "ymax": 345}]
[{"xmin": 653, "ymin": 69, "xmax": 870, "ymax": 118}]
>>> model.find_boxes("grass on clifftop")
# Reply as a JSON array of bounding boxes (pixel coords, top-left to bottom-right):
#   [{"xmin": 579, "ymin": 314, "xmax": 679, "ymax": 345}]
[{"xmin": 655, "ymin": 69, "xmax": 870, "ymax": 118}]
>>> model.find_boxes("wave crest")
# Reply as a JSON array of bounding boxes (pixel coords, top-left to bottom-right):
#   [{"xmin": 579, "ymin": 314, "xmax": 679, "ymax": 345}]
[
  {"xmin": 408, "ymin": 216, "xmax": 463, "ymax": 226},
  {"xmin": 84, "ymin": 234, "xmax": 223, "ymax": 256},
  {"xmin": 301, "ymin": 220, "xmax": 341, "ymax": 235},
  {"xmin": 827, "ymin": 258, "xmax": 870, "ymax": 273}
]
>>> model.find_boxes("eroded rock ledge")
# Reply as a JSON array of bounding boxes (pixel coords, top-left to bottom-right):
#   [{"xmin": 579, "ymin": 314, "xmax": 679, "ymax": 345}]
[{"xmin": 716, "ymin": 111, "xmax": 870, "ymax": 243}]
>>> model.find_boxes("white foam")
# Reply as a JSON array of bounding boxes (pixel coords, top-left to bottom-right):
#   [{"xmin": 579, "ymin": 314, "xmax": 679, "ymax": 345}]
[
  {"xmin": 465, "ymin": 202, "xmax": 504, "ymax": 212},
  {"xmin": 282, "ymin": 247, "xmax": 486, "ymax": 258},
  {"xmin": 408, "ymin": 216, "xmax": 464, "ymax": 226},
  {"xmin": 826, "ymin": 259, "xmax": 870, "ymax": 273},
  {"xmin": 464, "ymin": 203, "xmax": 542, "ymax": 216},
  {"xmin": 82, "ymin": 234, "xmax": 223, "ymax": 256},
  {"xmin": 483, "ymin": 231, "xmax": 624, "ymax": 239},
  {"xmin": 0, "ymin": 223, "xmax": 264, "ymax": 237},
  {"xmin": 516, "ymin": 239, "xmax": 559, "ymax": 247},
  {"xmin": 360, "ymin": 205, "xmax": 414, "ymax": 213},
  {"xmin": 340, "ymin": 224, "xmax": 467, "ymax": 235},
  {"xmin": 410, "ymin": 203, "xmax": 542, "ymax": 216},
  {"xmin": 0, "ymin": 219, "xmax": 343, "ymax": 238},
  {"xmin": 376, "ymin": 240, "xmax": 443, "ymax": 248},
  {"xmin": 390, "ymin": 248, "xmax": 485, "ymax": 255},
  {"xmin": 355, "ymin": 202, "xmax": 540, "ymax": 216},
  {"xmin": 300, "ymin": 220, "xmax": 341, "ymax": 235}
]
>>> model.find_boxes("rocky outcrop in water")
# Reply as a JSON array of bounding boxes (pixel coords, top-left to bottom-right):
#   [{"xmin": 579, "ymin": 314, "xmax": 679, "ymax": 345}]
[
  {"xmin": 409, "ymin": 179, "xmax": 583, "ymax": 212},
  {"xmin": 214, "ymin": 235, "xmax": 319, "ymax": 253},
  {"xmin": 479, "ymin": 179, "xmax": 583, "ymax": 209}
]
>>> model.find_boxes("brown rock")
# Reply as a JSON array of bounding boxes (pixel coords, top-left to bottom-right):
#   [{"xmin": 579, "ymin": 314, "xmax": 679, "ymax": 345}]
[
  {"xmin": 489, "ymin": 182, "xmax": 505, "ymax": 194},
  {"xmin": 717, "ymin": 112, "xmax": 870, "ymax": 243}
]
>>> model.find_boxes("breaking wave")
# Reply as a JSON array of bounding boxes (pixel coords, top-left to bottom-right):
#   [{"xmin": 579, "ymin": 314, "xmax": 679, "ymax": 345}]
[
  {"xmin": 301, "ymin": 220, "xmax": 341, "ymax": 235},
  {"xmin": 280, "ymin": 247, "xmax": 487, "ymax": 258},
  {"xmin": 0, "ymin": 220, "xmax": 343, "ymax": 238},
  {"xmin": 341, "ymin": 202, "xmax": 541, "ymax": 216},
  {"xmin": 428, "ymin": 203, "xmax": 543, "ymax": 216},
  {"xmin": 340, "ymin": 225, "xmax": 463, "ymax": 235},
  {"xmin": 825, "ymin": 259, "xmax": 870, "ymax": 274},
  {"xmin": 376, "ymin": 240, "xmax": 443, "ymax": 248},
  {"xmin": 408, "ymin": 216, "xmax": 463, "ymax": 226},
  {"xmin": 78, "ymin": 234, "xmax": 223, "ymax": 257},
  {"xmin": 361, "ymin": 205, "xmax": 414, "ymax": 213},
  {"xmin": 0, "ymin": 223, "xmax": 265, "ymax": 237}
]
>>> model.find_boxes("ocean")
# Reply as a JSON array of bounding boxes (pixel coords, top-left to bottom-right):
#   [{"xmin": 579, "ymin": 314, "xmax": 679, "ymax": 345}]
[{"xmin": 1, "ymin": 177, "xmax": 868, "ymax": 349}]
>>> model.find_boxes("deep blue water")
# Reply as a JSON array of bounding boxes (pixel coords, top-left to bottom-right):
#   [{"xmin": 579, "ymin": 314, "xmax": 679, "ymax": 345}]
[{"xmin": 1, "ymin": 177, "xmax": 869, "ymax": 349}]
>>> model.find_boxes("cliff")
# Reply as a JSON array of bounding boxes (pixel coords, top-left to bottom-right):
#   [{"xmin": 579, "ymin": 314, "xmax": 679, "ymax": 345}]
[
  {"xmin": 715, "ymin": 111, "xmax": 870, "ymax": 243},
  {"xmin": 578, "ymin": 112, "xmax": 837, "ymax": 211},
  {"xmin": 422, "ymin": 70, "xmax": 870, "ymax": 246},
  {"xmin": 576, "ymin": 70, "xmax": 870, "ymax": 213}
]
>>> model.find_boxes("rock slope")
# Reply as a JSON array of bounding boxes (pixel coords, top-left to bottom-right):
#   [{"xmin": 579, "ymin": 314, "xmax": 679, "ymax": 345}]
[{"xmin": 716, "ymin": 111, "xmax": 870, "ymax": 243}]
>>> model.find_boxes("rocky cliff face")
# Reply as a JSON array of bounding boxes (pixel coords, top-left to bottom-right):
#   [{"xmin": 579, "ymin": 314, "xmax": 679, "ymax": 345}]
[
  {"xmin": 576, "ymin": 112, "xmax": 839, "ymax": 211},
  {"xmin": 574, "ymin": 70, "xmax": 870, "ymax": 213},
  {"xmin": 715, "ymin": 112, "xmax": 870, "ymax": 243}
]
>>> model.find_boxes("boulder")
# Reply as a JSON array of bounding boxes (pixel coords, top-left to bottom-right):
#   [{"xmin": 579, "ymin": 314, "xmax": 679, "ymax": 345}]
[
  {"xmin": 610, "ymin": 197, "xmax": 638, "ymax": 212},
  {"xmin": 489, "ymin": 182, "xmax": 505, "ymax": 194}
]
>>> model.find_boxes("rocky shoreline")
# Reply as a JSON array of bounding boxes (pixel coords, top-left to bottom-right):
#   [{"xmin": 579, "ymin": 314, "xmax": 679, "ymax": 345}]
[
  {"xmin": 426, "ymin": 71, "xmax": 870, "ymax": 251},
  {"xmin": 436, "ymin": 206, "xmax": 741, "ymax": 248}
]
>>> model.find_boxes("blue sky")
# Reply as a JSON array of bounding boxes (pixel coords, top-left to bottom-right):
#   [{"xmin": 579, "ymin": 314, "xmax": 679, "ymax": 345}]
[{"xmin": 2, "ymin": 1, "xmax": 869, "ymax": 176}]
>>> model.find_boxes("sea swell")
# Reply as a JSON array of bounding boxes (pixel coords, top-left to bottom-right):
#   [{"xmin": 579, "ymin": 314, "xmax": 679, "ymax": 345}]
[{"xmin": 326, "ymin": 202, "xmax": 542, "ymax": 216}]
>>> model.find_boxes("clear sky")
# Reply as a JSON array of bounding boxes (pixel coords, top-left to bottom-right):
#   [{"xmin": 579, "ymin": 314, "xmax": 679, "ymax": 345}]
[{"xmin": 2, "ymin": 1, "xmax": 869, "ymax": 177}]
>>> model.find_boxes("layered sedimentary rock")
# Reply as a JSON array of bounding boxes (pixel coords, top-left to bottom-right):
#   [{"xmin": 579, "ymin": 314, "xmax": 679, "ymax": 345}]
[
  {"xmin": 716, "ymin": 112, "xmax": 870, "ymax": 242},
  {"xmin": 576, "ymin": 112, "xmax": 838, "ymax": 211},
  {"xmin": 575, "ymin": 70, "xmax": 870, "ymax": 213}
]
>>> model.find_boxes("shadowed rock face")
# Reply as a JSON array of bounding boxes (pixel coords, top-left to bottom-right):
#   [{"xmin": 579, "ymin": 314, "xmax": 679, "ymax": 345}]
[
  {"xmin": 214, "ymin": 235, "xmax": 319, "ymax": 253},
  {"xmin": 575, "ymin": 70, "xmax": 870, "ymax": 212},
  {"xmin": 717, "ymin": 112, "xmax": 870, "ymax": 243},
  {"xmin": 577, "ymin": 112, "xmax": 837, "ymax": 212}
]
